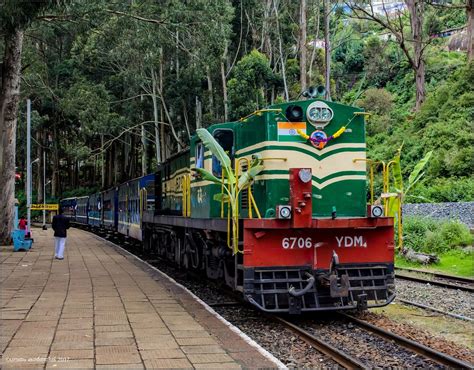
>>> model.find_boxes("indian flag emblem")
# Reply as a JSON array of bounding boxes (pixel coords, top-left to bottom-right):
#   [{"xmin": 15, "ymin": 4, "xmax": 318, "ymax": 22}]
[{"xmin": 277, "ymin": 122, "xmax": 306, "ymax": 142}]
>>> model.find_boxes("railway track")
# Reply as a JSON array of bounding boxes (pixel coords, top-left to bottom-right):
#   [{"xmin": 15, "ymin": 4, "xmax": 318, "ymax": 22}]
[
  {"xmin": 271, "ymin": 316, "xmax": 366, "ymax": 369},
  {"xmin": 396, "ymin": 298, "xmax": 474, "ymax": 322},
  {"xmin": 340, "ymin": 313, "xmax": 473, "ymax": 369},
  {"xmin": 395, "ymin": 267, "xmax": 474, "ymax": 293},
  {"xmin": 275, "ymin": 314, "xmax": 473, "ymax": 369}
]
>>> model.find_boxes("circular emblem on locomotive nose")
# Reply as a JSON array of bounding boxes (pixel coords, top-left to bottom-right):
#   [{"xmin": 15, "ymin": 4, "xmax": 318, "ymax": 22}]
[{"xmin": 310, "ymin": 130, "xmax": 328, "ymax": 149}]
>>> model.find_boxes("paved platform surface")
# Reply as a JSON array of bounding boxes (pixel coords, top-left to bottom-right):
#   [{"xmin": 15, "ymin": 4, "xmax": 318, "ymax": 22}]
[{"xmin": 1, "ymin": 228, "xmax": 278, "ymax": 369}]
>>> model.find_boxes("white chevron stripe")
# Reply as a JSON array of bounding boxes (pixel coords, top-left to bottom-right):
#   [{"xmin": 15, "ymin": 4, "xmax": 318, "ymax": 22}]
[
  {"xmin": 238, "ymin": 149, "xmax": 366, "ymax": 179},
  {"xmin": 235, "ymin": 141, "xmax": 366, "ymax": 156},
  {"xmin": 253, "ymin": 174, "xmax": 366, "ymax": 190}
]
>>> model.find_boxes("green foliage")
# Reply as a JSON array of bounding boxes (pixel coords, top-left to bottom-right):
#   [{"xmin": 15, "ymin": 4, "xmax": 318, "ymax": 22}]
[
  {"xmin": 357, "ymin": 88, "xmax": 393, "ymax": 116},
  {"xmin": 411, "ymin": 177, "xmax": 474, "ymax": 203},
  {"xmin": 402, "ymin": 217, "xmax": 473, "ymax": 254},
  {"xmin": 227, "ymin": 50, "xmax": 276, "ymax": 120}
]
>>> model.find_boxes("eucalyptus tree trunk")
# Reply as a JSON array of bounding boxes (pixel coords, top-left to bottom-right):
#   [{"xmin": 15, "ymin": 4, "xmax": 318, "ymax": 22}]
[
  {"xmin": 324, "ymin": 0, "xmax": 331, "ymax": 100},
  {"xmin": 261, "ymin": 0, "xmax": 273, "ymax": 63},
  {"xmin": 299, "ymin": 0, "xmax": 308, "ymax": 92},
  {"xmin": 151, "ymin": 69, "xmax": 162, "ymax": 165},
  {"xmin": 309, "ymin": 0, "xmax": 321, "ymax": 82},
  {"xmin": 182, "ymin": 101, "xmax": 191, "ymax": 140},
  {"xmin": 220, "ymin": 42, "xmax": 229, "ymax": 122},
  {"xmin": 195, "ymin": 97, "xmax": 202, "ymax": 129},
  {"xmin": 141, "ymin": 123, "xmax": 147, "ymax": 175},
  {"xmin": 101, "ymin": 134, "xmax": 105, "ymax": 188},
  {"xmin": 51, "ymin": 123, "xmax": 59, "ymax": 197},
  {"xmin": 0, "ymin": 29, "xmax": 23, "ymax": 244},
  {"xmin": 221, "ymin": 61, "xmax": 229, "ymax": 122},
  {"xmin": 206, "ymin": 65, "xmax": 214, "ymax": 119},
  {"xmin": 405, "ymin": 0, "xmax": 425, "ymax": 110},
  {"xmin": 274, "ymin": 0, "xmax": 289, "ymax": 101}
]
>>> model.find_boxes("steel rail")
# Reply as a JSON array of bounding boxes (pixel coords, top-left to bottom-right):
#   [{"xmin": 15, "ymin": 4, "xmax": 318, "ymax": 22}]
[
  {"xmin": 395, "ymin": 267, "xmax": 474, "ymax": 284},
  {"xmin": 397, "ymin": 298, "xmax": 474, "ymax": 322},
  {"xmin": 340, "ymin": 313, "xmax": 473, "ymax": 369},
  {"xmin": 271, "ymin": 316, "xmax": 367, "ymax": 369},
  {"xmin": 396, "ymin": 272, "xmax": 474, "ymax": 293}
]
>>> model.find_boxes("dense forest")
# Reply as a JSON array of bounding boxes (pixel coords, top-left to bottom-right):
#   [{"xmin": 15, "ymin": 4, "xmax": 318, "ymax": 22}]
[{"xmin": 2, "ymin": 0, "xmax": 473, "ymax": 218}]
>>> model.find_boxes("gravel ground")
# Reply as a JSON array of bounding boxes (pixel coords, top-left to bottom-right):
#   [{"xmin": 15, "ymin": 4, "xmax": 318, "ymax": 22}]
[
  {"xmin": 214, "ymin": 306, "xmax": 338, "ymax": 369},
  {"xmin": 403, "ymin": 202, "xmax": 474, "ymax": 227},
  {"xmin": 396, "ymin": 278, "xmax": 474, "ymax": 319},
  {"xmin": 357, "ymin": 311, "xmax": 474, "ymax": 364}
]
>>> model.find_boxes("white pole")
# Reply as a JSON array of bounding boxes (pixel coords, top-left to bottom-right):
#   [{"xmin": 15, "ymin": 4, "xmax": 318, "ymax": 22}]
[
  {"xmin": 42, "ymin": 149, "xmax": 46, "ymax": 229},
  {"xmin": 26, "ymin": 99, "xmax": 31, "ymax": 236}
]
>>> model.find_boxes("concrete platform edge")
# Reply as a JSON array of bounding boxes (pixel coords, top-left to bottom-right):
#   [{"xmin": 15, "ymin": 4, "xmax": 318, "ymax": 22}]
[{"xmin": 95, "ymin": 233, "xmax": 287, "ymax": 369}]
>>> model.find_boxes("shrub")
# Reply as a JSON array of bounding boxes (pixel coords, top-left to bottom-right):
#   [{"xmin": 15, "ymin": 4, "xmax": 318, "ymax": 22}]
[
  {"xmin": 356, "ymin": 88, "xmax": 393, "ymax": 115},
  {"xmin": 410, "ymin": 177, "xmax": 474, "ymax": 202},
  {"xmin": 402, "ymin": 216, "xmax": 473, "ymax": 254}
]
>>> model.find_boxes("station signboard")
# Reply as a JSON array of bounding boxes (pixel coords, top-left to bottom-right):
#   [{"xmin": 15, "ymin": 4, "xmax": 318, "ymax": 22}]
[{"xmin": 30, "ymin": 204, "xmax": 59, "ymax": 211}]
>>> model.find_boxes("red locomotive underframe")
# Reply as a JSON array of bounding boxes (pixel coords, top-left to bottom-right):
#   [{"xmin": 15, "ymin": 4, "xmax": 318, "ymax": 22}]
[{"xmin": 243, "ymin": 217, "xmax": 395, "ymax": 269}]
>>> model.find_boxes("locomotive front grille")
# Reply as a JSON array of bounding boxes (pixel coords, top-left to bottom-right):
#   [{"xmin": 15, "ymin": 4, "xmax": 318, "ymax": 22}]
[{"xmin": 244, "ymin": 264, "xmax": 395, "ymax": 313}]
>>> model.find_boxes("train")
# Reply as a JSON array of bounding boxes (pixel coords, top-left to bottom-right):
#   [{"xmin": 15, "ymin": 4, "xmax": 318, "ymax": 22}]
[{"xmin": 61, "ymin": 87, "xmax": 395, "ymax": 314}]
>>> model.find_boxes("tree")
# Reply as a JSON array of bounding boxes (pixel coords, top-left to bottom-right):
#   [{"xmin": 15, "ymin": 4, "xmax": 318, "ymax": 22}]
[
  {"xmin": 299, "ymin": 0, "xmax": 308, "ymax": 92},
  {"xmin": 346, "ymin": 1, "xmax": 429, "ymax": 110},
  {"xmin": 0, "ymin": 1, "xmax": 61, "ymax": 244},
  {"xmin": 227, "ymin": 49, "xmax": 275, "ymax": 119}
]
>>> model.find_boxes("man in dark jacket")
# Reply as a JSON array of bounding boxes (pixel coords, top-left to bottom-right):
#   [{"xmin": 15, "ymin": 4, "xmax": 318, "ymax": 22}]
[{"xmin": 52, "ymin": 208, "xmax": 70, "ymax": 260}]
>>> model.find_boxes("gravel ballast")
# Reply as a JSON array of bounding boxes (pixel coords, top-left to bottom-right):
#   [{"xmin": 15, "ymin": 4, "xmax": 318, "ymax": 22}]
[
  {"xmin": 403, "ymin": 202, "xmax": 474, "ymax": 227},
  {"xmin": 396, "ymin": 279, "xmax": 474, "ymax": 319}
]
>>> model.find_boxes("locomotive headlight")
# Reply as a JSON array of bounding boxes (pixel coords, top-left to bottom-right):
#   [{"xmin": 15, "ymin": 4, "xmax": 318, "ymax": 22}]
[
  {"xmin": 369, "ymin": 205, "xmax": 384, "ymax": 218},
  {"xmin": 298, "ymin": 168, "xmax": 312, "ymax": 183},
  {"xmin": 306, "ymin": 101, "xmax": 334, "ymax": 127},
  {"xmin": 276, "ymin": 205, "xmax": 292, "ymax": 219},
  {"xmin": 321, "ymin": 108, "xmax": 332, "ymax": 121},
  {"xmin": 308, "ymin": 107, "xmax": 321, "ymax": 121}
]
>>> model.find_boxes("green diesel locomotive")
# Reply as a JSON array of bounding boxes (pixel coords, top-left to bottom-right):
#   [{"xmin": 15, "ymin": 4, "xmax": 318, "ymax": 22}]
[{"xmin": 143, "ymin": 88, "xmax": 395, "ymax": 314}]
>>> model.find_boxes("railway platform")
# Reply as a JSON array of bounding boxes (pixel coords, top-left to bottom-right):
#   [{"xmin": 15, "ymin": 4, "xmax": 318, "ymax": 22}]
[{"xmin": 0, "ymin": 228, "xmax": 281, "ymax": 369}]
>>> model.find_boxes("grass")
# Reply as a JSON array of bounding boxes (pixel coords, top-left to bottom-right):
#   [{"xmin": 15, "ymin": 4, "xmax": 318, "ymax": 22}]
[{"xmin": 395, "ymin": 249, "xmax": 474, "ymax": 278}]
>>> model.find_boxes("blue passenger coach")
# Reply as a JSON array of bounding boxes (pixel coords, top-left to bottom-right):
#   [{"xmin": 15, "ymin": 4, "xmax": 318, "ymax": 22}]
[
  {"xmin": 102, "ymin": 188, "xmax": 118, "ymax": 231},
  {"xmin": 88, "ymin": 192, "xmax": 102, "ymax": 228},
  {"xmin": 75, "ymin": 196, "xmax": 89, "ymax": 225},
  {"xmin": 118, "ymin": 174, "xmax": 155, "ymax": 241}
]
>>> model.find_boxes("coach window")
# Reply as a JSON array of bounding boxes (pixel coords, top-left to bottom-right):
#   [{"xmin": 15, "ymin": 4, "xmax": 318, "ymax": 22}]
[
  {"xmin": 195, "ymin": 142, "xmax": 204, "ymax": 169},
  {"xmin": 212, "ymin": 129, "xmax": 234, "ymax": 178}
]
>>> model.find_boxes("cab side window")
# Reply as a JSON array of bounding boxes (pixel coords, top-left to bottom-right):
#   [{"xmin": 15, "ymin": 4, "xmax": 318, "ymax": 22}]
[
  {"xmin": 212, "ymin": 129, "xmax": 234, "ymax": 178},
  {"xmin": 195, "ymin": 142, "xmax": 205, "ymax": 169}
]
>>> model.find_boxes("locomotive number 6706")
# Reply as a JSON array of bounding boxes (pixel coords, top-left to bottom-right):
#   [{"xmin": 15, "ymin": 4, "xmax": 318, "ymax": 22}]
[{"xmin": 281, "ymin": 237, "xmax": 313, "ymax": 249}]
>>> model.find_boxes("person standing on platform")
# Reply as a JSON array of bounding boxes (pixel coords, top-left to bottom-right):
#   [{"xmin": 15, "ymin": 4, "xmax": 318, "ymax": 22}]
[
  {"xmin": 52, "ymin": 208, "xmax": 70, "ymax": 260},
  {"xmin": 18, "ymin": 216, "xmax": 27, "ymax": 236}
]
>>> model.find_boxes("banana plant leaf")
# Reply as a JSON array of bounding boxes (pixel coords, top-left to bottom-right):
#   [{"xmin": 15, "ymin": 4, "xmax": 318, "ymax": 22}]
[
  {"xmin": 237, "ymin": 165, "xmax": 264, "ymax": 191},
  {"xmin": 391, "ymin": 154, "xmax": 403, "ymax": 193},
  {"xmin": 406, "ymin": 151, "xmax": 432, "ymax": 194},
  {"xmin": 196, "ymin": 128, "xmax": 235, "ymax": 184},
  {"xmin": 387, "ymin": 194, "xmax": 400, "ymax": 218},
  {"xmin": 193, "ymin": 168, "xmax": 221, "ymax": 184},
  {"xmin": 213, "ymin": 193, "xmax": 230, "ymax": 202}
]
